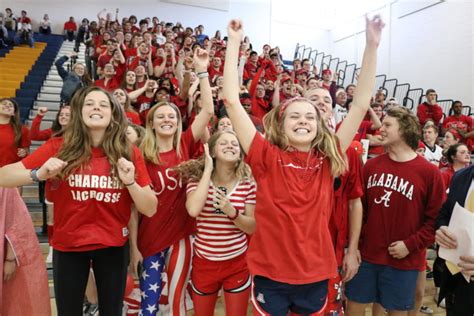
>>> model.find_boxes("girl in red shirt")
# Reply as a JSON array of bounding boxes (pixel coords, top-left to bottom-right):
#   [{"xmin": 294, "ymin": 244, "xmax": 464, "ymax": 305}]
[
  {"xmin": 176, "ymin": 131, "xmax": 256, "ymax": 316},
  {"xmin": 0, "ymin": 98, "xmax": 30, "ymax": 168},
  {"xmin": 222, "ymin": 18, "xmax": 383, "ymax": 315},
  {"xmin": 30, "ymin": 106, "xmax": 70, "ymax": 141},
  {"xmin": 129, "ymin": 48, "xmax": 215, "ymax": 316},
  {"xmin": 112, "ymin": 88, "xmax": 141, "ymax": 125},
  {"xmin": 440, "ymin": 143, "xmax": 471, "ymax": 191},
  {"xmin": 0, "ymin": 87, "xmax": 157, "ymax": 316},
  {"xmin": 120, "ymin": 70, "xmax": 137, "ymax": 93}
]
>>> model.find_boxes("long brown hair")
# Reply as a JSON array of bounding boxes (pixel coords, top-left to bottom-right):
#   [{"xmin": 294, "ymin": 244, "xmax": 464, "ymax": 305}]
[
  {"xmin": 174, "ymin": 131, "xmax": 252, "ymax": 183},
  {"xmin": 114, "ymin": 88, "xmax": 137, "ymax": 114},
  {"xmin": 51, "ymin": 105, "xmax": 70, "ymax": 135},
  {"xmin": 263, "ymin": 98, "xmax": 347, "ymax": 177},
  {"xmin": 140, "ymin": 101, "xmax": 183, "ymax": 164},
  {"xmin": 56, "ymin": 86, "xmax": 131, "ymax": 178},
  {"xmin": 0, "ymin": 98, "xmax": 23, "ymax": 146}
]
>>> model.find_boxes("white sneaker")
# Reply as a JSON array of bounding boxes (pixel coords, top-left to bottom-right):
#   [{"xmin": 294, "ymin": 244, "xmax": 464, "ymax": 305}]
[
  {"xmin": 439, "ymin": 298, "xmax": 446, "ymax": 309},
  {"xmin": 46, "ymin": 246, "xmax": 53, "ymax": 264}
]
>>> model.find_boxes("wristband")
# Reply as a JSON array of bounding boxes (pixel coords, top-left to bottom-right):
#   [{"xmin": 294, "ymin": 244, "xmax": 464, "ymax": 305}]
[
  {"xmin": 30, "ymin": 168, "xmax": 41, "ymax": 183},
  {"xmin": 197, "ymin": 72, "xmax": 209, "ymax": 79},
  {"xmin": 124, "ymin": 181, "xmax": 136, "ymax": 187},
  {"xmin": 5, "ymin": 258, "xmax": 16, "ymax": 262},
  {"xmin": 227, "ymin": 209, "xmax": 239, "ymax": 220}
]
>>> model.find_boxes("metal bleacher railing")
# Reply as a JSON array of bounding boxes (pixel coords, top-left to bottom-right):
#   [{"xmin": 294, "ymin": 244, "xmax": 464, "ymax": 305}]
[{"xmin": 293, "ymin": 43, "xmax": 472, "ymax": 118}]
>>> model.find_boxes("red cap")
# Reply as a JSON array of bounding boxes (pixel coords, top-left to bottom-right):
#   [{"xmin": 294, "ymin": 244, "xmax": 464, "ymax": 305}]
[{"xmin": 322, "ymin": 69, "xmax": 332, "ymax": 75}]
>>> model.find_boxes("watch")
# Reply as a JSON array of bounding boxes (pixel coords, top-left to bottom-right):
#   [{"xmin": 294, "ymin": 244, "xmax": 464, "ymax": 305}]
[{"xmin": 30, "ymin": 168, "xmax": 41, "ymax": 182}]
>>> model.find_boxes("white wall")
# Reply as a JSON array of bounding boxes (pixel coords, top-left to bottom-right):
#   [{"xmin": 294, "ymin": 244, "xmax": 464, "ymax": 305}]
[
  {"xmin": 1, "ymin": 0, "xmax": 331, "ymax": 60},
  {"xmin": 331, "ymin": 0, "xmax": 473, "ymax": 106}
]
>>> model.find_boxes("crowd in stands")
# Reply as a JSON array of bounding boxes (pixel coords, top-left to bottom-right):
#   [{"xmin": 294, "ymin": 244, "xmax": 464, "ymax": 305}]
[{"xmin": 0, "ymin": 7, "xmax": 473, "ymax": 316}]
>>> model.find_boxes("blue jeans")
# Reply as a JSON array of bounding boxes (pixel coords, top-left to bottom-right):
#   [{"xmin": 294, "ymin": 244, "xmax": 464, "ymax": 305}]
[{"xmin": 14, "ymin": 33, "xmax": 34, "ymax": 47}]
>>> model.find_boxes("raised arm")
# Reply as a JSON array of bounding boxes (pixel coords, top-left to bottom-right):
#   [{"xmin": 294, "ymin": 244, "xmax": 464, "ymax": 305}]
[
  {"xmin": 336, "ymin": 16, "xmax": 384, "ymax": 152},
  {"xmin": 186, "ymin": 145, "xmax": 213, "ymax": 217},
  {"xmin": 367, "ymin": 106, "xmax": 382, "ymax": 130},
  {"xmin": 190, "ymin": 48, "xmax": 214, "ymax": 141},
  {"xmin": 222, "ymin": 20, "xmax": 256, "ymax": 154}
]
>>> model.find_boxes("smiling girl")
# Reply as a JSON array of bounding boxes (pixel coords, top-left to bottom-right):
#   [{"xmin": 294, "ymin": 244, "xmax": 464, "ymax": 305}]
[
  {"xmin": 0, "ymin": 86, "xmax": 157, "ymax": 315},
  {"xmin": 222, "ymin": 17, "xmax": 383, "ymax": 315}
]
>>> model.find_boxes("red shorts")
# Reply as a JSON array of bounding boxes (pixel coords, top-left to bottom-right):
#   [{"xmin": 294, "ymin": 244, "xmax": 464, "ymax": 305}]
[
  {"xmin": 191, "ymin": 253, "xmax": 251, "ymax": 295},
  {"xmin": 324, "ymin": 272, "xmax": 344, "ymax": 316}
]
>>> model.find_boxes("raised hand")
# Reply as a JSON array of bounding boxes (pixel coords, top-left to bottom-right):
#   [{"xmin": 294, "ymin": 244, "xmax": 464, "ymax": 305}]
[
  {"xmin": 203, "ymin": 143, "xmax": 213, "ymax": 173},
  {"xmin": 37, "ymin": 158, "xmax": 68, "ymax": 181},
  {"xmin": 38, "ymin": 107, "xmax": 48, "ymax": 115},
  {"xmin": 227, "ymin": 19, "xmax": 243, "ymax": 42},
  {"xmin": 193, "ymin": 48, "xmax": 209, "ymax": 72},
  {"xmin": 366, "ymin": 15, "xmax": 385, "ymax": 47},
  {"xmin": 117, "ymin": 157, "xmax": 136, "ymax": 186}
]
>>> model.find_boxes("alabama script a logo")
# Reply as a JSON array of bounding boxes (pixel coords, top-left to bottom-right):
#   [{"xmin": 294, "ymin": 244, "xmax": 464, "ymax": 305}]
[{"xmin": 374, "ymin": 189, "xmax": 393, "ymax": 207}]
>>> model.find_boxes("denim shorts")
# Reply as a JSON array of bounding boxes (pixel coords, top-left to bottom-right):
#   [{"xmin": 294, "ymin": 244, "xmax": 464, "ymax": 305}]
[{"xmin": 345, "ymin": 260, "xmax": 418, "ymax": 311}]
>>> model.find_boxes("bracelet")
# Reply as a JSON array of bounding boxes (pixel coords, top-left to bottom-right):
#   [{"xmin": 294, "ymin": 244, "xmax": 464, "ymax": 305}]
[
  {"xmin": 227, "ymin": 209, "xmax": 239, "ymax": 220},
  {"xmin": 124, "ymin": 181, "xmax": 135, "ymax": 187},
  {"xmin": 5, "ymin": 258, "xmax": 16, "ymax": 262},
  {"xmin": 30, "ymin": 168, "xmax": 41, "ymax": 183},
  {"xmin": 197, "ymin": 71, "xmax": 209, "ymax": 79}
]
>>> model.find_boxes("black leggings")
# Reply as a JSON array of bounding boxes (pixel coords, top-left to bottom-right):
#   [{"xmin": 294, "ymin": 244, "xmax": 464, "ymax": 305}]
[{"xmin": 53, "ymin": 242, "xmax": 129, "ymax": 316}]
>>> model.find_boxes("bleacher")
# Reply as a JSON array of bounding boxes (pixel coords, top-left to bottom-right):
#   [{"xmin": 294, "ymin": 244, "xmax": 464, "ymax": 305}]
[{"xmin": 292, "ymin": 43, "xmax": 473, "ymax": 118}]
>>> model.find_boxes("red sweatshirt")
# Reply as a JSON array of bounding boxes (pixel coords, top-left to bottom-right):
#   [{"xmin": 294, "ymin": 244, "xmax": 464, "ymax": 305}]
[
  {"xmin": 416, "ymin": 102, "xmax": 443, "ymax": 126},
  {"xmin": 30, "ymin": 115, "xmax": 53, "ymax": 141},
  {"xmin": 360, "ymin": 153, "xmax": 445, "ymax": 271},
  {"xmin": 249, "ymin": 64, "xmax": 271, "ymax": 121}
]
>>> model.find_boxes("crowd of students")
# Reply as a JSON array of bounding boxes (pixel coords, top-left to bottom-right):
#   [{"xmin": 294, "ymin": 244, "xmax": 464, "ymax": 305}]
[{"xmin": 0, "ymin": 8, "xmax": 473, "ymax": 316}]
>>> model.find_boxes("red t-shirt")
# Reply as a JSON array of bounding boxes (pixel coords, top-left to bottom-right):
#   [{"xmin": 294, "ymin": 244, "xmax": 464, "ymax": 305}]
[
  {"xmin": 244, "ymin": 132, "xmax": 337, "ymax": 284},
  {"xmin": 416, "ymin": 102, "xmax": 443, "ymax": 126},
  {"xmin": 135, "ymin": 94, "xmax": 155, "ymax": 123},
  {"xmin": 442, "ymin": 115, "xmax": 472, "ymax": 133},
  {"xmin": 21, "ymin": 137, "xmax": 151, "ymax": 252},
  {"xmin": 126, "ymin": 111, "xmax": 141, "ymax": 125},
  {"xmin": 367, "ymin": 129, "xmax": 385, "ymax": 156},
  {"xmin": 329, "ymin": 147, "xmax": 364, "ymax": 266},
  {"xmin": 152, "ymin": 56, "xmax": 176, "ymax": 78},
  {"xmin": 64, "ymin": 21, "xmax": 77, "ymax": 31},
  {"xmin": 440, "ymin": 166, "xmax": 455, "ymax": 192},
  {"xmin": 360, "ymin": 154, "xmax": 445, "ymax": 271},
  {"xmin": 0, "ymin": 124, "xmax": 30, "ymax": 167},
  {"xmin": 94, "ymin": 77, "xmax": 120, "ymax": 92},
  {"xmin": 336, "ymin": 120, "xmax": 373, "ymax": 142},
  {"xmin": 30, "ymin": 115, "xmax": 53, "ymax": 141},
  {"xmin": 138, "ymin": 128, "xmax": 200, "ymax": 258},
  {"xmin": 97, "ymin": 53, "xmax": 114, "ymax": 70}
]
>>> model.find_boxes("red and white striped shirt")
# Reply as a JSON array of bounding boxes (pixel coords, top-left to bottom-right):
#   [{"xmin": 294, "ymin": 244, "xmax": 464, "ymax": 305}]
[{"xmin": 186, "ymin": 178, "xmax": 256, "ymax": 261}]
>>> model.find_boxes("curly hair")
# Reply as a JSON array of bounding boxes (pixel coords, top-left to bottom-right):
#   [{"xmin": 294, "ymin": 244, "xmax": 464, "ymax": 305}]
[
  {"xmin": 385, "ymin": 106, "xmax": 421, "ymax": 151},
  {"xmin": 173, "ymin": 131, "xmax": 252, "ymax": 183}
]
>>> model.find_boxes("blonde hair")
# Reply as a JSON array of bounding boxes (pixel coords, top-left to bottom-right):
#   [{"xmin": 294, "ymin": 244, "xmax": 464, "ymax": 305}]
[
  {"xmin": 56, "ymin": 86, "xmax": 131, "ymax": 178},
  {"xmin": 174, "ymin": 131, "xmax": 252, "ymax": 183},
  {"xmin": 141, "ymin": 101, "xmax": 183, "ymax": 164},
  {"xmin": 263, "ymin": 98, "xmax": 347, "ymax": 176}
]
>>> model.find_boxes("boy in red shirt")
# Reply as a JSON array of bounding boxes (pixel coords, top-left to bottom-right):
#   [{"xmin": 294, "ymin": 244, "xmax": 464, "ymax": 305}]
[
  {"xmin": 416, "ymin": 89, "xmax": 443, "ymax": 126},
  {"xmin": 63, "ymin": 16, "xmax": 77, "ymax": 42},
  {"xmin": 346, "ymin": 106, "xmax": 445, "ymax": 315}
]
